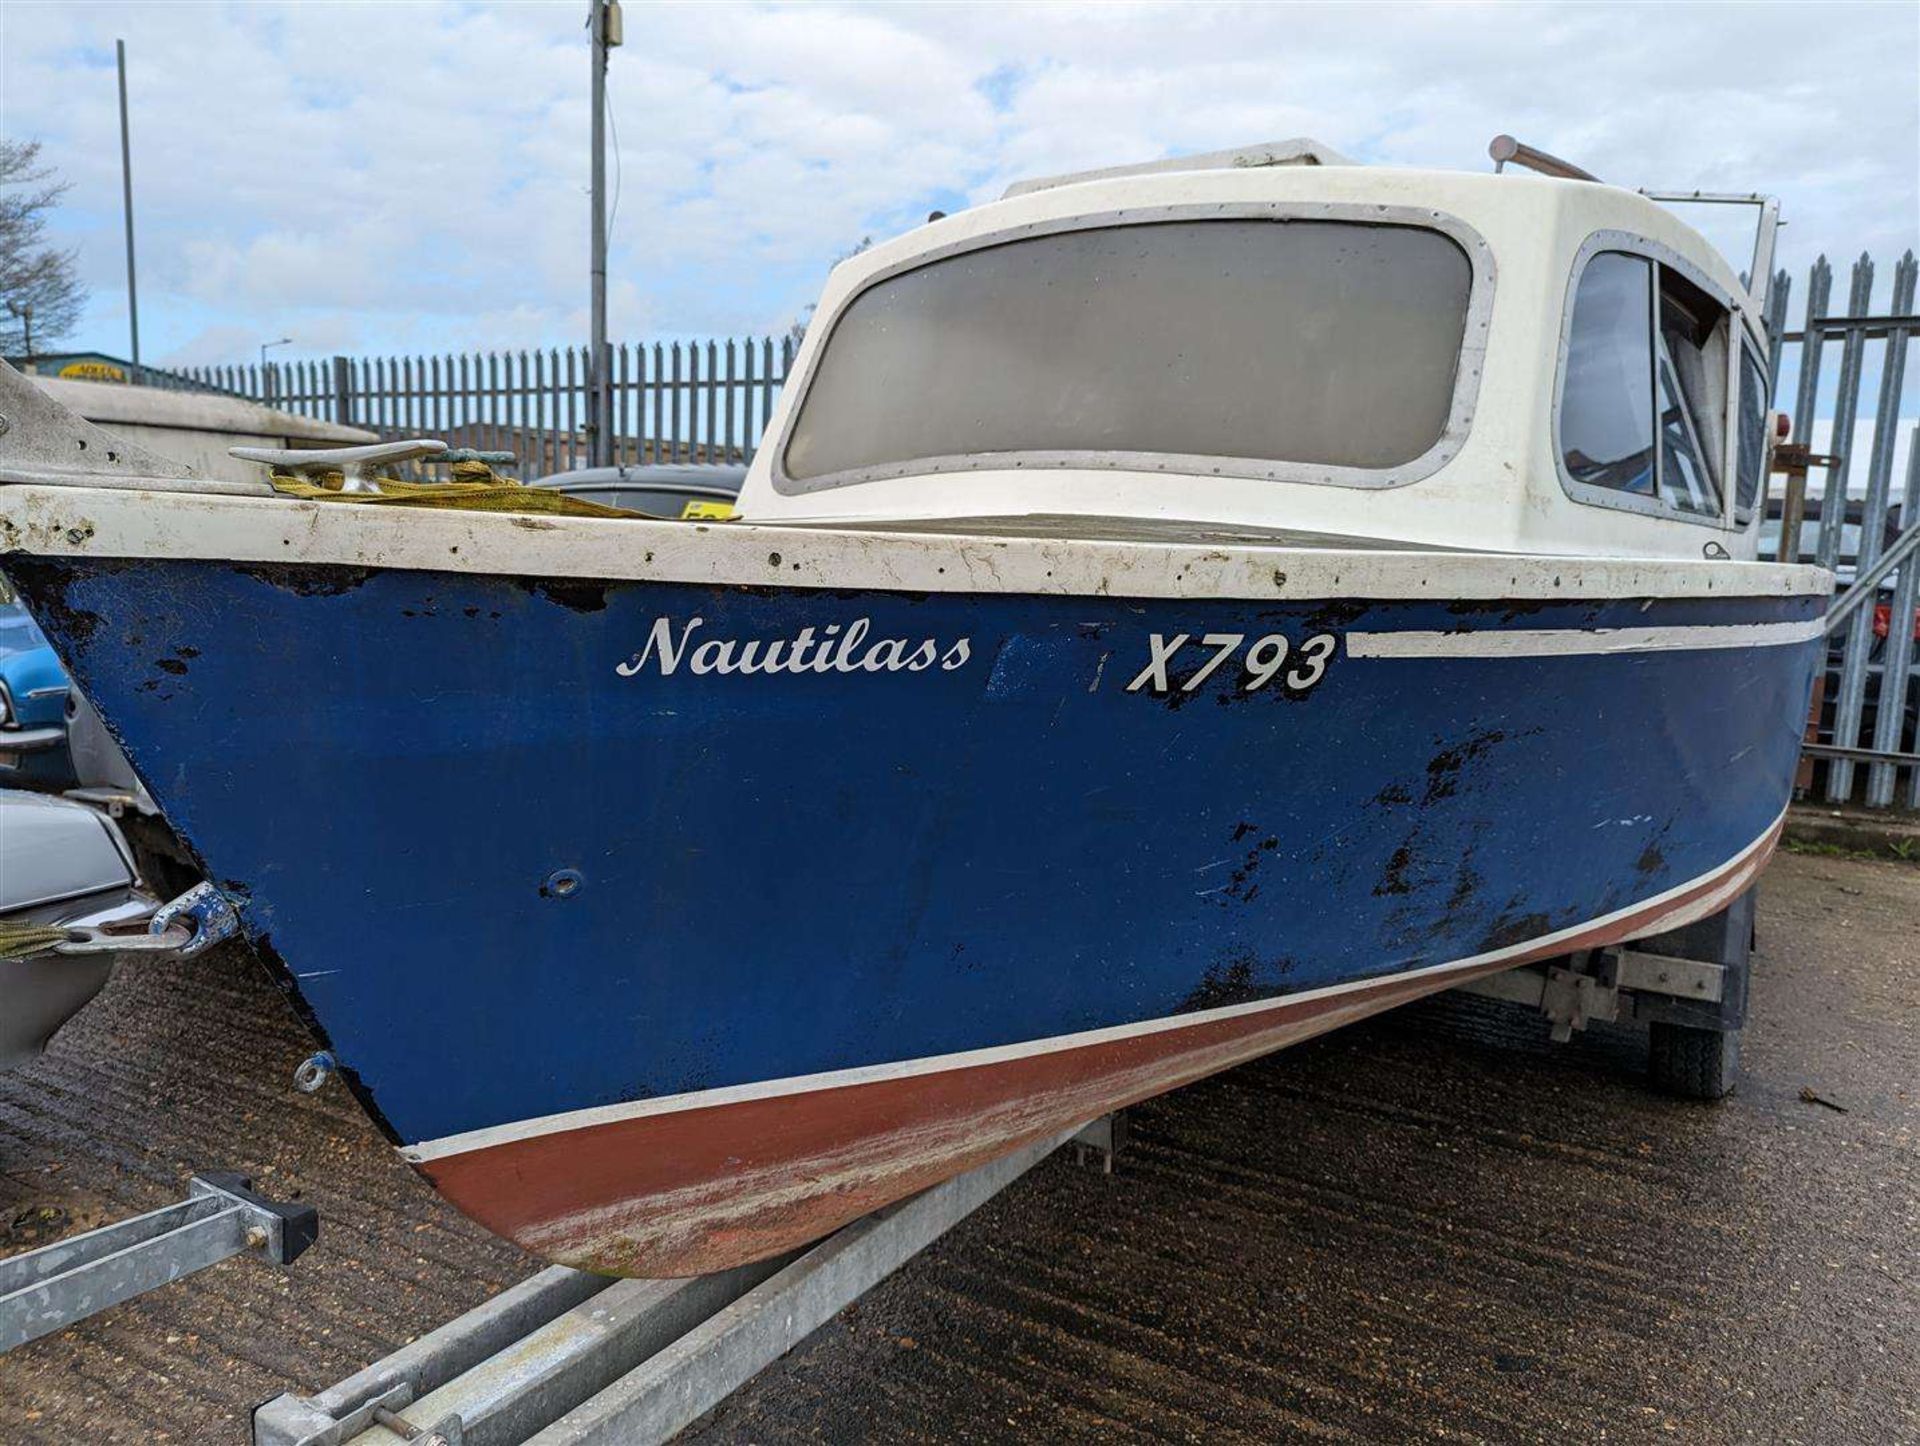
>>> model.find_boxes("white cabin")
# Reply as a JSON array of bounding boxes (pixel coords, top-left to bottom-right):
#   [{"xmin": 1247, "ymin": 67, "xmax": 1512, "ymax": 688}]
[{"xmin": 735, "ymin": 149, "xmax": 1775, "ymax": 562}]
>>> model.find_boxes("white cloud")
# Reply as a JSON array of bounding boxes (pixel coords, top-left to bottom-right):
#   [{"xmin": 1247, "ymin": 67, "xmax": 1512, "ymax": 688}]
[{"xmin": 1, "ymin": 0, "xmax": 1913, "ymax": 368}]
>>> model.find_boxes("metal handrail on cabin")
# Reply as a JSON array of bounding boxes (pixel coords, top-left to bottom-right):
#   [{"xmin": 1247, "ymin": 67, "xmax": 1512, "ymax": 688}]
[
  {"xmin": 1487, "ymin": 134, "xmax": 1601, "ymax": 183},
  {"xmin": 1486, "ymin": 135, "xmax": 1783, "ymax": 319}
]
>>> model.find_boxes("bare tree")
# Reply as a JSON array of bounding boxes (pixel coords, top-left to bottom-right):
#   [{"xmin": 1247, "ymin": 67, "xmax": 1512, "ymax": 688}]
[{"xmin": 0, "ymin": 140, "xmax": 85, "ymax": 358}]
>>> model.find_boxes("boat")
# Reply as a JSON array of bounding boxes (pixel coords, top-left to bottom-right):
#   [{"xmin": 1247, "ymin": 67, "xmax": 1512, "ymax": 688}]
[
  {"xmin": 23, "ymin": 365, "xmax": 378, "ymax": 483},
  {"xmin": 0, "ymin": 141, "xmax": 1829, "ymax": 1277}
]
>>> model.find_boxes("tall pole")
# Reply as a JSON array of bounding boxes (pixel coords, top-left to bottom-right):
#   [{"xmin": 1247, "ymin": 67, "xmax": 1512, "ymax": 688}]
[
  {"xmin": 588, "ymin": 1, "xmax": 610, "ymax": 467},
  {"xmin": 116, "ymin": 40, "xmax": 141, "ymax": 382},
  {"xmin": 7, "ymin": 303, "xmax": 32, "ymax": 363}
]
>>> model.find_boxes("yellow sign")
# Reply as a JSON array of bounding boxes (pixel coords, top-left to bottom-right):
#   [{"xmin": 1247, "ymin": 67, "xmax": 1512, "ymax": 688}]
[
  {"xmin": 680, "ymin": 499, "xmax": 736, "ymax": 521},
  {"xmin": 59, "ymin": 361, "xmax": 126, "ymax": 383}
]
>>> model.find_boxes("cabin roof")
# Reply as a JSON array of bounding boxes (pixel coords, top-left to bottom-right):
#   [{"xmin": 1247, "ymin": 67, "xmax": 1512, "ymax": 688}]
[
  {"xmin": 1000, "ymin": 137, "xmax": 1355, "ymax": 198},
  {"xmin": 894, "ymin": 160, "xmax": 1749, "ymax": 306}
]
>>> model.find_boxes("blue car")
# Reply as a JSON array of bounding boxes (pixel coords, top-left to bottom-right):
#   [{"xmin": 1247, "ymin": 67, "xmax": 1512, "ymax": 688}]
[{"xmin": 0, "ymin": 575, "xmax": 75, "ymax": 789}]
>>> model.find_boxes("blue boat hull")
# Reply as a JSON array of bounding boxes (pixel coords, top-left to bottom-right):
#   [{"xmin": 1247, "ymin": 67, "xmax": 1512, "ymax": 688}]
[{"xmin": 5, "ymin": 555, "xmax": 1821, "ymax": 1272}]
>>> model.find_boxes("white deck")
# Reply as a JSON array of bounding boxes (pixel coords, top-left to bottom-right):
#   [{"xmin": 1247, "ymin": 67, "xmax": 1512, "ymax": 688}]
[{"xmin": 0, "ymin": 481, "xmax": 1827, "ymax": 602}]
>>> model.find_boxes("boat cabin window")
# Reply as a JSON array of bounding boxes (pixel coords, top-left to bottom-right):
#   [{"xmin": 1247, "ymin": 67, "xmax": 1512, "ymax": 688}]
[
  {"xmin": 1734, "ymin": 343, "xmax": 1769, "ymax": 524},
  {"xmin": 779, "ymin": 219, "xmax": 1475, "ymax": 489},
  {"xmin": 1561, "ymin": 254, "xmax": 1656, "ymax": 495},
  {"xmin": 1560, "ymin": 247, "xmax": 1734, "ymax": 524}
]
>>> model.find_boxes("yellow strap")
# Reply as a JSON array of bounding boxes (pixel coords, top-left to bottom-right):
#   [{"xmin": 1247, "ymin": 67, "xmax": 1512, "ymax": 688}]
[
  {"xmin": 0, "ymin": 921, "xmax": 73, "ymax": 961},
  {"xmin": 267, "ymin": 463, "xmax": 647, "ymax": 520}
]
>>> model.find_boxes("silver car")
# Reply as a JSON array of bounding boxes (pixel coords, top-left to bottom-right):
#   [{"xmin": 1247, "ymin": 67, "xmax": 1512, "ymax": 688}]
[{"xmin": 528, "ymin": 462, "xmax": 744, "ymax": 518}]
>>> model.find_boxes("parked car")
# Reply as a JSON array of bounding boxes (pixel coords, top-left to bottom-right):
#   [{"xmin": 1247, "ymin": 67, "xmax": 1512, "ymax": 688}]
[
  {"xmin": 0, "ymin": 574, "xmax": 75, "ymax": 790},
  {"xmin": 528, "ymin": 461, "xmax": 745, "ymax": 518},
  {"xmin": 0, "ymin": 788, "xmax": 158, "ymax": 1069}
]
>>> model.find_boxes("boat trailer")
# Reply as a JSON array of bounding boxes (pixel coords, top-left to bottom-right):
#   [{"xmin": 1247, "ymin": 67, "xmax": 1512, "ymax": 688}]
[
  {"xmin": 0, "ymin": 879, "xmax": 313, "ymax": 1356},
  {"xmin": 248, "ymin": 1121, "xmax": 1110, "ymax": 1446},
  {"xmin": 1450, "ymin": 890, "xmax": 1757, "ymax": 1099},
  {"xmin": 0, "ymin": 1114, "xmax": 1110, "ymax": 1442},
  {"xmin": 0, "ymin": 1172, "xmax": 318, "ymax": 1355}
]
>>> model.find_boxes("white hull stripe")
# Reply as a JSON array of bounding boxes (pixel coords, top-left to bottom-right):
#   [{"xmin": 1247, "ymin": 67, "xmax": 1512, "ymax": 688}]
[
  {"xmin": 403, "ymin": 806, "xmax": 1785, "ymax": 1164},
  {"xmin": 1347, "ymin": 618, "xmax": 1826, "ymax": 658}
]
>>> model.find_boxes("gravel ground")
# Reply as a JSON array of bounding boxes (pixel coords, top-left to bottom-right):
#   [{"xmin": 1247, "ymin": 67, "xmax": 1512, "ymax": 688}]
[{"xmin": 2, "ymin": 847, "xmax": 1915, "ymax": 1444}]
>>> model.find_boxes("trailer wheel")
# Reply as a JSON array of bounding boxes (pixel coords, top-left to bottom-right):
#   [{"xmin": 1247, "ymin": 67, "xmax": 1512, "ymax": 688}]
[{"xmin": 1648, "ymin": 1021, "xmax": 1740, "ymax": 1100}]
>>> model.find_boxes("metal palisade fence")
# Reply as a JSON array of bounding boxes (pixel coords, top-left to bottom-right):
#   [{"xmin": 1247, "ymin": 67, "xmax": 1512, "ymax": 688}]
[
  {"xmin": 184, "ymin": 251, "xmax": 1920, "ymax": 809},
  {"xmin": 179, "ymin": 339, "xmax": 797, "ymax": 476},
  {"xmin": 1768, "ymin": 250, "xmax": 1920, "ymax": 809}
]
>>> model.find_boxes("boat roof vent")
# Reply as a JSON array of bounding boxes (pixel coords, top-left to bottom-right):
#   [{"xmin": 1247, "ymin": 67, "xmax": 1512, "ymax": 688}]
[{"xmin": 1001, "ymin": 138, "xmax": 1355, "ymax": 199}]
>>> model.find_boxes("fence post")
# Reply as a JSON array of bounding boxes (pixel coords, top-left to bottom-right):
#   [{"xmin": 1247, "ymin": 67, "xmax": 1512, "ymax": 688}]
[{"xmin": 330, "ymin": 355, "xmax": 355, "ymax": 428}]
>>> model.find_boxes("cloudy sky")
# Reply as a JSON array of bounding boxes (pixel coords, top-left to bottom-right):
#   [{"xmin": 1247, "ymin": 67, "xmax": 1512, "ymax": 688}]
[{"xmin": 3, "ymin": 1, "xmax": 1915, "ymax": 370}]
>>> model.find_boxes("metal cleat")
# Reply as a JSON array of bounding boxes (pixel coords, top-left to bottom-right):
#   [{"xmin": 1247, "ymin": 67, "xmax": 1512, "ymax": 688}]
[{"xmin": 230, "ymin": 439, "xmax": 449, "ymax": 493}]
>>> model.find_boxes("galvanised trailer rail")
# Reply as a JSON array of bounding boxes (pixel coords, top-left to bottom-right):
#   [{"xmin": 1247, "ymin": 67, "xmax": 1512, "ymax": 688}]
[
  {"xmin": 0, "ymin": 1173, "xmax": 317, "ymax": 1355},
  {"xmin": 251, "ymin": 1123, "xmax": 1106, "ymax": 1446}
]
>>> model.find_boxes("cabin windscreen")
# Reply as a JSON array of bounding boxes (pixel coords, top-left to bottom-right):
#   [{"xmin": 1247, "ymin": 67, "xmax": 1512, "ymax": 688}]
[{"xmin": 780, "ymin": 219, "xmax": 1473, "ymax": 487}]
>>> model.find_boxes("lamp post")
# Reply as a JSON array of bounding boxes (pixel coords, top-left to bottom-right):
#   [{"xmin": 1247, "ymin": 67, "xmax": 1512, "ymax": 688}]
[
  {"xmin": 118, "ymin": 40, "xmax": 141, "ymax": 383},
  {"xmin": 260, "ymin": 337, "xmax": 292, "ymax": 403},
  {"xmin": 588, "ymin": 0, "xmax": 622, "ymax": 468}
]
